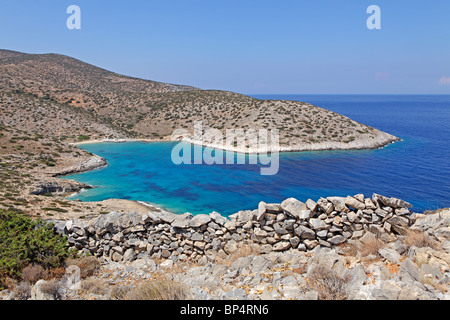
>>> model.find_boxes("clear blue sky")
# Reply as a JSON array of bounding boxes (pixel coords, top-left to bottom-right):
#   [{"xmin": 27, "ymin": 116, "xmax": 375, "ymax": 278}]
[{"xmin": 1, "ymin": 0, "xmax": 450, "ymax": 94}]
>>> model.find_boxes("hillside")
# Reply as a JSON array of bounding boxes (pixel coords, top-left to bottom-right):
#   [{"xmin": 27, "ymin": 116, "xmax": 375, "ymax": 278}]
[{"xmin": 0, "ymin": 49, "xmax": 399, "ymax": 150}]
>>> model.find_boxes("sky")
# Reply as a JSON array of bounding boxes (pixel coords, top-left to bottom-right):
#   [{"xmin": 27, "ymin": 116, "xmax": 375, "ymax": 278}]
[{"xmin": 1, "ymin": 0, "xmax": 450, "ymax": 94}]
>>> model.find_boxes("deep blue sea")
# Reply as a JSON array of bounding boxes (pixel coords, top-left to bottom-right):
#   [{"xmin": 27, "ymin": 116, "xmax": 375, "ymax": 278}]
[{"xmin": 63, "ymin": 95, "xmax": 450, "ymax": 215}]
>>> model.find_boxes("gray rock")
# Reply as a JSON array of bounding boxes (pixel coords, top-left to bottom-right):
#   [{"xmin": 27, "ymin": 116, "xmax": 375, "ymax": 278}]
[
  {"xmin": 317, "ymin": 198, "xmax": 334, "ymax": 214},
  {"xmin": 224, "ymin": 288, "xmax": 248, "ymax": 300},
  {"xmin": 224, "ymin": 239, "xmax": 238, "ymax": 254},
  {"xmin": 309, "ymin": 218, "xmax": 329, "ymax": 230},
  {"xmin": 172, "ymin": 212, "xmax": 194, "ymax": 228},
  {"xmin": 306, "ymin": 199, "xmax": 318, "ymax": 212},
  {"xmin": 387, "ymin": 216, "xmax": 410, "ymax": 234},
  {"xmin": 280, "ymin": 198, "xmax": 307, "ymax": 219},
  {"xmin": 364, "ymin": 198, "xmax": 377, "ymax": 209},
  {"xmin": 256, "ymin": 201, "xmax": 266, "ymax": 221},
  {"xmin": 159, "ymin": 211, "xmax": 178, "ymax": 224},
  {"xmin": 378, "ymin": 248, "xmax": 401, "ymax": 264},
  {"xmin": 327, "ymin": 196, "xmax": 349, "ymax": 212},
  {"xmin": 123, "ymin": 248, "xmax": 136, "ymax": 262},
  {"xmin": 273, "ymin": 241, "xmax": 291, "ymax": 251},
  {"xmin": 290, "ymin": 236, "xmax": 300, "ymax": 248},
  {"xmin": 92, "ymin": 211, "xmax": 122, "ymax": 234},
  {"xmin": 297, "ymin": 210, "xmax": 313, "ymax": 220},
  {"xmin": 209, "ymin": 211, "xmax": 227, "ymax": 226},
  {"xmin": 373, "ymin": 193, "xmax": 412, "ymax": 209},
  {"xmin": 273, "ymin": 223, "xmax": 288, "ymax": 235},
  {"xmin": 265, "ymin": 203, "xmax": 282, "ymax": 213},
  {"xmin": 294, "ymin": 225, "xmax": 316, "ymax": 239},
  {"xmin": 188, "ymin": 214, "xmax": 211, "ymax": 228},
  {"xmin": 398, "ymin": 258, "xmax": 421, "ymax": 283},
  {"xmin": 328, "ymin": 235, "xmax": 346, "ymax": 245},
  {"xmin": 304, "ymin": 239, "xmax": 319, "ymax": 250},
  {"xmin": 345, "ymin": 196, "xmax": 365, "ymax": 210}
]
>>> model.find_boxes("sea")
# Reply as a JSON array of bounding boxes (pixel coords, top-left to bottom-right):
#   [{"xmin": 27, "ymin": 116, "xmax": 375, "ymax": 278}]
[{"xmin": 62, "ymin": 94, "xmax": 450, "ymax": 216}]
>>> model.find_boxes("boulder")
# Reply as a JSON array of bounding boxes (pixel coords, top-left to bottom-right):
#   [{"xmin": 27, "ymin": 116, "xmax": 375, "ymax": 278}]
[
  {"xmin": 188, "ymin": 214, "xmax": 211, "ymax": 228},
  {"xmin": 294, "ymin": 225, "xmax": 316, "ymax": 239},
  {"xmin": 256, "ymin": 201, "xmax": 266, "ymax": 221},
  {"xmin": 309, "ymin": 218, "xmax": 329, "ymax": 230},
  {"xmin": 297, "ymin": 210, "xmax": 313, "ymax": 220},
  {"xmin": 171, "ymin": 212, "xmax": 194, "ymax": 228},
  {"xmin": 273, "ymin": 241, "xmax": 291, "ymax": 251},
  {"xmin": 209, "ymin": 211, "xmax": 227, "ymax": 226},
  {"xmin": 280, "ymin": 198, "xmax": 307, "ymax": 219},
  {"xmin": 265, "ymin": 203, "xmax": 282, "ymax": 213},
  {"xmin": 345, "ymin": 196, "xmax": 365, "ymax": 210},
  {"xmin": 327, "ymin": 197, "xmax": 349, "ymax": 212},
  {"xmin": 328, "ymin": 235, "xmax": 346, "ymax": 245},
  {"xmin": 373, "ymin": 193, "xmax": 412, "ymax": 209},
  {"xmin": 317, "ymin": 198, "xmax": 334, "ymax": 214},
  {"xmin": 306, "ymin": 199, "xmax": 318, "ymax": 212}
]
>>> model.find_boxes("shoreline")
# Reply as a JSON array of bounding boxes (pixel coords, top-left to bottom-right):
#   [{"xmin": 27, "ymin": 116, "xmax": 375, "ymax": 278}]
[{"xmin": 71, "ymin": 134, "xmax": 401, "ymax": 155}]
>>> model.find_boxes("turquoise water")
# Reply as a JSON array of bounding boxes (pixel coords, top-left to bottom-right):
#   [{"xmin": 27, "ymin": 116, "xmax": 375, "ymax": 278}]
[{"xmin": 63, "ymin": 95, "xmax": 450, "ymax": 215}]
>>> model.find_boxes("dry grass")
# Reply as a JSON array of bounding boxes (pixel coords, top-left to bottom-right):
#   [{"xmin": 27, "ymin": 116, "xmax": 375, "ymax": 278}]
[
  {"xmin": 21, "ymin": 264, "xmax": 43, "ymax": 285},
  {"xmin": 66, "ymin": 256, "xmax": 101, "ymax": 278},
  {"xmin": 123, "ymin": 277, "xmax": 190, "ymax": 300},
  {"xmin": 306, "ymin": 264, "xmax": 350, "ymax": 300},
  {"xmin": 420, "ymin": 275, "xmax": 447, "ymax": 294},
  {"xmin": 402, "ymin": 229, "xmax": 441, "ymax": 251},
  {"xmin": 110, "ymin": 285, "xmax": 132, "ymax": 300},
  {"xmin": 216, "ymin": 244, "xmax": 260, "ymax": 266},
  {"xmin": 359, "ymin": 237, "xmax": 386, "ymax": 258},
  {"xmin": 80, "ymin": 278, "xmax": 108, "ymax": 296}
]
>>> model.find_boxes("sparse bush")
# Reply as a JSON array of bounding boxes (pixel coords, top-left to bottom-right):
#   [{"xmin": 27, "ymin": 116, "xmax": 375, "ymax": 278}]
[
  {"xmin": 11, "ymin": 281, "xmax": 31, "ymax": 300},
  {"xmin": 306, "ymin": 264, "xmax": 350, "ymax": 300},
  {"xmin": 76, "ymin": 135, "xmax": 90, "ymax": 142},
  {"xmin": 39, "ymin": 278, "xmax": 65, "ymax": 300},
  {"xmin": 22, "ymin": 264, "xmax": 44, "ymax": 285},
  {"xmin": 358, "ymin": 237, "xmax": 386, "ymax": 258}
]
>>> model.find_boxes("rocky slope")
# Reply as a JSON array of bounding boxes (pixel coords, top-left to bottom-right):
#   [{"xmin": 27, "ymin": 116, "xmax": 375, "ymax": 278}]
[{"xmin": 0, "ymin": 49, "xmax": 399, "ymax": 150}]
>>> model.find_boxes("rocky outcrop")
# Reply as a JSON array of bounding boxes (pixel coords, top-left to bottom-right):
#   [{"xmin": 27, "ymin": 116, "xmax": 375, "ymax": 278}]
[
  {"xmin": 30, "ymin": 178, "xmax": 91, "ymax": 196},
  {"xmin": 57, "ymin": 193, "xmax": 417, "ymax": 263},
  {"xmin": 52, "ymin": 155, "xmax": 107, "ymax": 177}
]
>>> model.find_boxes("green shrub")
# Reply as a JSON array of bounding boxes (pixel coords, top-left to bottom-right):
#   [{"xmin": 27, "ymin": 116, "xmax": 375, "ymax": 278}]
[
  {"xmin": 76, "ymin": 135, "xmax": 90, "ymax": 142},
  {"xmin": 0, "ymin": 209, "xmax": 74, "ymax": 278}
]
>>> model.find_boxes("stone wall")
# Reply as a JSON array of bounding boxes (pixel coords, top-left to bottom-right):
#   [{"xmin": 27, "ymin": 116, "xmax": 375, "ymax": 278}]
[{"xmin": 56, "ymin": 193, "xmax": 416, "ymax": 263}]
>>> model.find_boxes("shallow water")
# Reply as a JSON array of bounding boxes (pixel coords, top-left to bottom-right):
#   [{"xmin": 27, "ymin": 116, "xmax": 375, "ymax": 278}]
[{"xmin": 63, "ymin": 95, "xmax": 450, "ymax": 215}]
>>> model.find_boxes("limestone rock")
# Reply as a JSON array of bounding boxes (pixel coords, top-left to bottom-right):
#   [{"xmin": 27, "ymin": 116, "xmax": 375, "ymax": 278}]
[
  {"xmin": 280, "ymin": 198, "xmax": 307, "ymax": 219},
  {"xmin": 345, "ymin": 196, "xmax": 365, "ymax": 210}
]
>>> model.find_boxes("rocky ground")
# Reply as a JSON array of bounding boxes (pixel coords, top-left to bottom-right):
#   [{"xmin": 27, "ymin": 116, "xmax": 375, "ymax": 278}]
[{"xmin": 1, "ymin": 205, "xmax": 448, "ymax": 300}]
